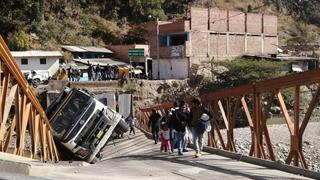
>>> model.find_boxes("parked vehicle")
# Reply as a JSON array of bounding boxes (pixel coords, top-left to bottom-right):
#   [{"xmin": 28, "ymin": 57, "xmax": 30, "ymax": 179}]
[
  {"xmin": 46, "ymin": 88, "xmax": 129, "ymax": 163},
  {"xmin": 23, "ymin": 70, "xmax": 50, "ymax": 87}
]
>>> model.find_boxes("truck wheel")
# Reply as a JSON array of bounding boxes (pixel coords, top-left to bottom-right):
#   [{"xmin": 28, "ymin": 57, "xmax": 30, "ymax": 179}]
[{"xmin": 115, "ymin": 119, "xmax": 129, "ymax": 134}]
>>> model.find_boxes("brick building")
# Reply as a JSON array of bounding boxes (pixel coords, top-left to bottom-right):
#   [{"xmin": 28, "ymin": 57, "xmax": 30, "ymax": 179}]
[{"xmin": 146, "ymin": 7, "xmax": 278, "ymax": 79}]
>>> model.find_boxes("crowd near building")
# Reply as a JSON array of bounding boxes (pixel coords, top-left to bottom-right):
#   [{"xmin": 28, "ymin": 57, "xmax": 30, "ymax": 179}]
[{"xmin": 12, "ymin": 7, "xmax": 317, "ymax": 82}]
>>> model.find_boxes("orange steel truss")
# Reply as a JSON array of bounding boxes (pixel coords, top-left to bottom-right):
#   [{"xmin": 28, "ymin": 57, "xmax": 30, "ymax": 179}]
[
  {"xmin": 0, "ymin": 36, "xmax": 59, "ymax": 161},
  {"xmin": 140, "ymin": 69, "xmax": 320, "ymax": 169}
]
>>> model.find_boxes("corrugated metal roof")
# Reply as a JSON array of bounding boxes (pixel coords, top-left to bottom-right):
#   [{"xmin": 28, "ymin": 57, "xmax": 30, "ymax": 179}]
[
  {"xmin": 11, "ymin": 50, "xmax": 63, "ymax": 57},
  {"xmin": 73, "ymin": 58, "xmax": 128, "ymax": 66},
  {"xmin": 61, "ymin": 45, "xmax": 87, "ymax": 52},
  {"xmin": 61, "ymin": 45, "xmax": 113, "ymax": 53},
  {"xmin": 80, "ymin": 46, "xmax": 113, "ymax": 53}
]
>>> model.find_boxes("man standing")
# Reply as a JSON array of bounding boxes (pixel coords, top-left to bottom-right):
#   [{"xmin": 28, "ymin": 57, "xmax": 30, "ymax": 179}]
[
  {"xmin": 170, "ymin": 100, "xmax": 190, "ymax": 155},
  {"xmin": 190, "ymin": 97, "xmax": 211, "ymax": 158},
  {"xmin": 148, "ymin": 109, "xmax": 161, "ymax": 144}
]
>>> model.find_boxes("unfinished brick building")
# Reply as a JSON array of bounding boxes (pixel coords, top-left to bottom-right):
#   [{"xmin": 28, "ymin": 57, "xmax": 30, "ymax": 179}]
[{"xmin": 146, "ymin": 7, "xmax": 278, "ymax": 79}]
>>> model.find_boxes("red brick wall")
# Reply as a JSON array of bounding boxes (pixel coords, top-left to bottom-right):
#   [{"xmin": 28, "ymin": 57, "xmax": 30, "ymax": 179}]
[
  {"xmin": 229, "ymin": 11, "xmax": 245, "ymax": 33},
  {"xmin": 263, "ymin": 14, "xmax": 278, "ymax": 35},
  {"xmin": 247, "ymin": 13, "xmax": 262, "ymax": 33},
  {"xmin": 247, "ymin": 35, "xmax": 262, "ymax": 55},
  {"xmin": 191, "ymin": 7, "xmax": 208, "ymax": 31},
  {"xmin": 146, "ymin": 22, "xmax": 157, "ymax": 58},
  {"xmin": 264, "ymin": 36, "xmax": 278, "ymax": 54},
  {"xmin": 191, "ymin": 31, "xmax": 208, "ymax": 56},
  {"xmin": 109, "ymin": 45, "xmax": 132, "ymax": 63},
  {"xmin": 146, "ymin": 7, "xmax": 278, "ymax": 60},
  {"xmin": 209, "ymin": 34, "xmax": 227, "ymax": 57},
  {"xmin": 109, "ymin": 45, "xmax": 149, "ymax": 63},
  {"xmin": 209, "ymin": 8, "xmax": 228, "ymax": 32},
  {"xmin": 160, "ymin": 19, "xmax": 187, "ymax": 34},
  {"xmin": 229, "ymin": 35, "xmax": 245, "ymax": 56}
]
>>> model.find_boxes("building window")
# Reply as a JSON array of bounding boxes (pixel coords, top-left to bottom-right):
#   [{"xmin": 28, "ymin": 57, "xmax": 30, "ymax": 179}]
[
  {"xmin": 21, "ymin": 58, "xmax": 28, "ymax": 65},
  {"xmin": 40, "ymin": 58, "xmax": 47, "ymax": 64},
  {"xmin": 159, "ymin": 35, "xmax": 168, "ymax": 47},
  {"xmin": 169, "ymin": 33, "xmax": 188, "ymax": 46}
]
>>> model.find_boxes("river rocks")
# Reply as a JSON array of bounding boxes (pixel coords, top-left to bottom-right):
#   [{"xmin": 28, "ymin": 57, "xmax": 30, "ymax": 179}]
[{"xmin": 210, "ymin": 122, "xmax": 320, "ymax": 172}]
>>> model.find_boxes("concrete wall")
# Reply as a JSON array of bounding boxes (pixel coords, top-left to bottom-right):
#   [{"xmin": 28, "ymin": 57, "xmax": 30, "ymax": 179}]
[
  {"xmin": 152, "ymin": 58, "xmax": 188, "ymax": 80},
  {"xmin": 159, "ymin": 45, "xmax": 185, "ymax": 59},
  {"xmin": 15, "ymin": 57, "xmax": 59, "ymax": 77}
]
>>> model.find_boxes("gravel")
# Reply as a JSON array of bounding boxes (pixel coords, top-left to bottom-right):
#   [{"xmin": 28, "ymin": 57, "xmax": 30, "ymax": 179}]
[{"xmin": 208, "ymin": 122, "xmax": 320, "ymax": 172}]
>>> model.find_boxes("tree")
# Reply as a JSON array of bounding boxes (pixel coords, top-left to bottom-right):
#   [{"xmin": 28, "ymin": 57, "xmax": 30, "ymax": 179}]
[
  {"xmin": 8, "ymin": 30, "xmax": 32, "ymax": 50},
  {"xmin": 199, "ymin": 59, "xmax": 286, "ymax": 93}
]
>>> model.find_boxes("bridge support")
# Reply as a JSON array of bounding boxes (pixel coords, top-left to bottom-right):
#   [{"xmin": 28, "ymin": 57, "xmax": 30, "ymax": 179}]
[{"xmin": 0, "ymin": 36, "xmax": 59, "ymax": 161}]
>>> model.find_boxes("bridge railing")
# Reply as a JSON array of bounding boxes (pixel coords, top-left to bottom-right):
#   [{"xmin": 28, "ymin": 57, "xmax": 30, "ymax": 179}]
[
  {"xmin": 0, "ymin": 36, "xmax": 59, "ymax": 161},
  {"xmin": 139, "ymin": 69, "xmax": 320, "ymax": 170}
]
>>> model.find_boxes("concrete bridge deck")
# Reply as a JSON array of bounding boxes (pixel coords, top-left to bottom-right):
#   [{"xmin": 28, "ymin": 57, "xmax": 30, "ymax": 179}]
[{"xmin": 0, "ymin": 129, "xmax": 313, "ymax": 180}]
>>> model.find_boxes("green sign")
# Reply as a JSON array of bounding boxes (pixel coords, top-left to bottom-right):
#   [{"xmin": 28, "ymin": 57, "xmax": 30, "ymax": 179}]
[{"xmin": 128, "ymin": 48, "xmax": 144, "ymax": 57}]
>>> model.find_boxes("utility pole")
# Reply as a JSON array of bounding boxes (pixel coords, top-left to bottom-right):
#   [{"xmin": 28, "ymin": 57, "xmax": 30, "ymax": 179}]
[{"xmin": 156, "ymin": 17, "xmax": 160, "ymax": 79}]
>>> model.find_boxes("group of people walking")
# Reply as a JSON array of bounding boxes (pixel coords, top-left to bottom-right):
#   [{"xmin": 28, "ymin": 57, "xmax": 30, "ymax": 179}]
[
  {"xmin": 87, "ymin": 63, "xmax": 119, "ymax": 81},
  {"xmin": 148, "ymin": 98, "xmax": 212, "ymax": 158}
]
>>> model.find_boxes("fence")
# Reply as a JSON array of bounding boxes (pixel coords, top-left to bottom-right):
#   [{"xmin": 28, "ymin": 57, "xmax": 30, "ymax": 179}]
[{"xmin": 139, "ymin": 69, "xmax": 320, "ymax": 170}]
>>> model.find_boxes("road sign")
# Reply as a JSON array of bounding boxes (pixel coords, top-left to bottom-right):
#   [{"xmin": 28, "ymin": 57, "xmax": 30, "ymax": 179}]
[{"xmin": 128, "ymin": 48, "xmax": 144, "ymax": 57}]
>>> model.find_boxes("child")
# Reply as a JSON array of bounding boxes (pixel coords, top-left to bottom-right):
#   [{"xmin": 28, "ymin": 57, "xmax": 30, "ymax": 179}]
[
  {"xmin": 126, "ymin": 114, "xmax": 135, "ymax": 135},
  {"xmin": 159, "ymin": 122, "xmax": 171, "ymax": 153}
]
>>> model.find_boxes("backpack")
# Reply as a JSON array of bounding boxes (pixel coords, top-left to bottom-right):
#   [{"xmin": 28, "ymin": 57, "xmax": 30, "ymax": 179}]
[
  {"xmin": 198, "ymin": 108, "xmax": 212, "ymax": 133},
  {"xmin": 199, "ymin": 119, "xmax": 211, "ymax": 133}
]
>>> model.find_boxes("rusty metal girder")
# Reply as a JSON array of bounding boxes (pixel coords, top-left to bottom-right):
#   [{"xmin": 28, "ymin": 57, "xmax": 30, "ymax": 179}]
[
  {"xmin": 139, "ymin": 69, "xmax": 320, "ymax": 170},
  {"xmin": 0, "ymin": 36, "xmax": 59, "ymax": 161}
]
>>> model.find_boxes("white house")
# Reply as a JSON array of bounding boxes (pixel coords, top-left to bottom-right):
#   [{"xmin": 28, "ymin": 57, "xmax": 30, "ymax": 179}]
[{"xmin": 11, "ymin": 50, "xmax": 63, "ymax": 78}]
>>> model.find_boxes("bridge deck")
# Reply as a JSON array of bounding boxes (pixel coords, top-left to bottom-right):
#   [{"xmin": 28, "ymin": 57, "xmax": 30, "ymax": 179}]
[{"xmin": 31, "ymin": 129, "xmax": 310, "ymax": 180}]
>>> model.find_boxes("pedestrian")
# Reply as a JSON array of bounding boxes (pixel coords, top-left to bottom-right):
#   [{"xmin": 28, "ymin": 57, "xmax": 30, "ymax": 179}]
[
  {"xmin": 159, "ymin": 122, "xmax": 171, "ymax": 153},
  {"xmin": 95, "ymin": 64, "xmax": 101, "ymax": 81},
  {"xmin": 113, "ymin": 65, "xmax": 118, "ymax": 79},
  {"xmin": 148, "ymin": 109, "xmax": 161, "ymax": 144},
  {"xmin": 126, "ymin": 114, "xmax": 135, "ymax": 135},
  {"xmin": 190, "ymin": 97, "xmax": 212, "ymax": 158},
  {"xmin": 67, "ymin": 67, "xmax": 74, "ymax": 81},
  {"xmin": 160, "ymin": 109, "xmax": 172, "ymax": 152},
  {"xmin": 92, "ymin": 65, "xmax": 96, "ymax": 81},
  {"xmin": 106, "ymin": 64, "xmax": 111, "ymax": 80},
  {"xmin": 160, "ymin": 109, "xmax": 172, "ymax": 124},
  {"xmin": 170, "ymin": 100, "xmax": 190, "ymax": 155},
  {"xmin": 87, "ymin": 63, "xmax": 93, "ymax": 81}
]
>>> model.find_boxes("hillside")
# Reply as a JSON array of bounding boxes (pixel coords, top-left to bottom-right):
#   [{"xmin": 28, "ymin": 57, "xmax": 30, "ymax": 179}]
[{"xmin": 0, "ymin": 0, "xmax": 319, "ymax": 53}]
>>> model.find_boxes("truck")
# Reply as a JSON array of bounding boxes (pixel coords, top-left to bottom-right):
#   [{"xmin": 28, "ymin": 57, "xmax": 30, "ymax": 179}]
[{"xmin": 46, "ymin": 88, "xmax": 129, "ymax": 163}]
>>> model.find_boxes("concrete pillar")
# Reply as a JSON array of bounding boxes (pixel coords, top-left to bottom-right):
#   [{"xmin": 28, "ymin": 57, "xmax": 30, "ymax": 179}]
[
  {"xmin": 207, "ymin": 32, "xmax": 210, "ymax": 57},
  {"xmin": 189, "ymin": 32, "xmax": 192, "ymax": 57},
  {"xmin": 261, "ymin": 34, "xmax": 264, "ymax": 55},
  {"xmin": 245, "ymin": 34, "xmax": 248, "ymax": 54},
  {"xmin": 226, "ymin": 33, "xmax": 230, "ymax": 56}
]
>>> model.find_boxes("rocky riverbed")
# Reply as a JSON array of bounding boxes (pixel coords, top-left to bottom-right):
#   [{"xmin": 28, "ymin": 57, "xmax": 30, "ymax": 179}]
[{"xmin": 210, "ymin": 122, "xmax": 320, "ymax": 172}]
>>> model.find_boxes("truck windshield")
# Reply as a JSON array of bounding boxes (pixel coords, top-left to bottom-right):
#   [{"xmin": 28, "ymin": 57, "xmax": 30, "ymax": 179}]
[{"xmin": 50, "ymin": 90, "xmax": 92, "ymax": 139}]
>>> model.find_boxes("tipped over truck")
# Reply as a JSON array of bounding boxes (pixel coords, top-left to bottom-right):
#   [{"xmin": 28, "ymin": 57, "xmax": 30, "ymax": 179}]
[{"xmin": 46, "ymin": 88, "xmax": 129, "ymax": 163}]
